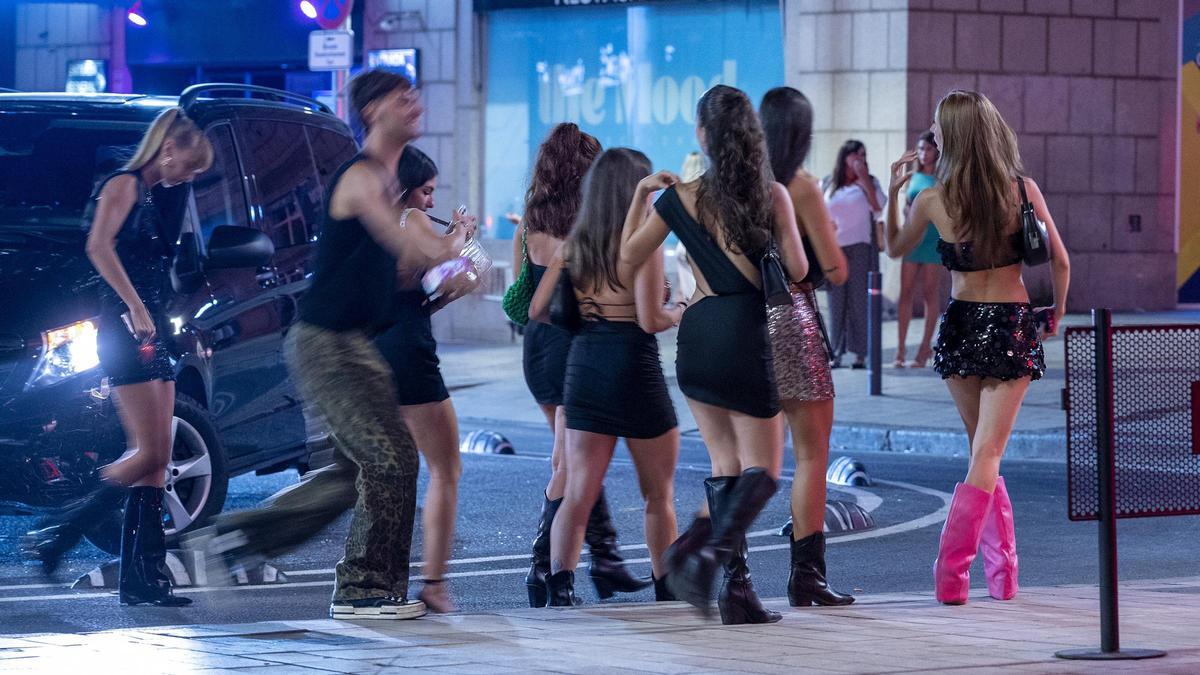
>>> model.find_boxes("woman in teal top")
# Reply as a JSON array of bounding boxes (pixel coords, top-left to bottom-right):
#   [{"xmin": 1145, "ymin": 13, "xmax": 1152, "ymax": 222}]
[{"xmin": 895, "ymin": 131, "xmax": 943, "ymax": 368}]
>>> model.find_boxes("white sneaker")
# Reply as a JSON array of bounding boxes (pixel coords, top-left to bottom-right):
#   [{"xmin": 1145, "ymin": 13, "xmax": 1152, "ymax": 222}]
[{"xmin": 330, "ymin": 597, "xmax": 427, "ymax": 620}]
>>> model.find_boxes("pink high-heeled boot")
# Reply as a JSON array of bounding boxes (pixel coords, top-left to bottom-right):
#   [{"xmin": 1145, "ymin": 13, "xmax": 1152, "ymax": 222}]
[
  {"xmin": 979, "ymin": 476, "xmax": 1018, "ymax": 600},
  {"xmin": 934, "ymin": 482, "xmax": 993, "ymax": 605}
]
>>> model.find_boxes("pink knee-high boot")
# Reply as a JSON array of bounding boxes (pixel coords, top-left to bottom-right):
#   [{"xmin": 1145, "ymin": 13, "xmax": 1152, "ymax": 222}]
[
  {"xmin": 934, "ymin": 482, "xmax": 993, "ymax": 605},
  {"xmin": 979, "ymin": 476, "xmax": 1018, "ymax": 600}
]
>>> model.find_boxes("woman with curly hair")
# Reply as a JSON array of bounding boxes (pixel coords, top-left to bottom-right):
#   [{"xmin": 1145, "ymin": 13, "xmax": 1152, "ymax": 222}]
[
  {"xmin": 518, "ymin": 123, "xmax": 648, "ymax": 606},
  {"xmin": 621, "ymin": 85, "xmax": 809, "ymax": 624}
]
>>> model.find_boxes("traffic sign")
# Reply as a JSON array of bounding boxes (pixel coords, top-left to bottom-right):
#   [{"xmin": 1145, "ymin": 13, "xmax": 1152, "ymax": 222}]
[
  {"xmin": 309, "ymin": 30, "xmax": 353, "ymax": 71},
  {"xmin": 314, "ymin": 0, "xmax": 353, "ymax": 30}
]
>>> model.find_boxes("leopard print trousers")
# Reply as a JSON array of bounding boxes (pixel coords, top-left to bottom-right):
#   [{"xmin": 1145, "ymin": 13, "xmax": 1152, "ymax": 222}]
[{"xmin": 216, "ymin": 321, "xmax": 420, "ymax": 602}]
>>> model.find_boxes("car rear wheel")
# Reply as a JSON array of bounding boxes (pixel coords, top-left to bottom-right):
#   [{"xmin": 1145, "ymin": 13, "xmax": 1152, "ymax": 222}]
[{"xmin": 83, "ymin": 394, "xmax": 229, "ymax": 554}]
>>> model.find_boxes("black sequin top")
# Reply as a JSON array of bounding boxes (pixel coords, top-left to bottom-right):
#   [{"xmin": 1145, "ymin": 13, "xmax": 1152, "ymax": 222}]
[
  {"xmin": 936, "ymin": 230, "xmax": 1024, "ymax": 272},
  {"xmin": 90, "ymin": 170, "xmax": 171, "ymax": 311}
]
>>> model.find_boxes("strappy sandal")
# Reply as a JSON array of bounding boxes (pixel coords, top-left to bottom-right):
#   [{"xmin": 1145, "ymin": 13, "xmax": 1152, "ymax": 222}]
[{"xmin": 417, "ymin": 579, "xmax": 456, "ymax": 614}]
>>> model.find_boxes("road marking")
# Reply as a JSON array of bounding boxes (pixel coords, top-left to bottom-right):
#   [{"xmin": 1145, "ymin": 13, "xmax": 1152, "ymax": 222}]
[{"xmin": 0, "ymin": 480, "xmax": 950, "ymax": 602}]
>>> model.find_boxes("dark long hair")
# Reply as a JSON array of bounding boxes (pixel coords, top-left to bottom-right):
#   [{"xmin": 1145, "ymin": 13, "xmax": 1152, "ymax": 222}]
[
  {"xmin": 564, "ymin": 148, "xmax": 652, "ymax": 293},
  {"xmin": 759, "ymin": 86, "xmax": 813, "ymax": 183},
  {"xmin": 397, "ymin": 145, "xmax": 438, "ymax": 200},
  {"xmin": 523, "ymin": 123, "xmax": 602, "ymax": 238},
  {"xmin": 830, "ymin": 139, "xmax": 866, "ymax": 193},
  {"xmin": 695, "ymin": 85, "xmax": 774, "ymax": 255}
]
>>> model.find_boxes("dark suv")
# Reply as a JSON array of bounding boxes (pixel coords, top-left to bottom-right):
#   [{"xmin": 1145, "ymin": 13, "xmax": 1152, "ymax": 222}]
[{"xmin": 0, "ymin": 85, "xmax": 353, "ymax": 552}]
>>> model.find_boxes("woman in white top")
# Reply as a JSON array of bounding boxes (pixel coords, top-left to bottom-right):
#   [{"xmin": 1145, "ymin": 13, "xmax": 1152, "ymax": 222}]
[{"xmin": 823, "ymin": 140, "xmax": 887, "ymax": 368}]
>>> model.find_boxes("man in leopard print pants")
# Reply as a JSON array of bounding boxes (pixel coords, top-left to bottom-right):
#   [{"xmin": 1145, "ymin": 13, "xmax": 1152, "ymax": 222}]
[{"xmin": 189, "ymin": 70, "xmax": 473, "ymax": 620}]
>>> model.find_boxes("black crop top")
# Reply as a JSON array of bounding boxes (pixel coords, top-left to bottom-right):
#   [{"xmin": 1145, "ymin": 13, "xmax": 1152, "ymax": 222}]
[{"xmin": 937, "ymin": 230, "xmax": 1024, "ymax": 272}]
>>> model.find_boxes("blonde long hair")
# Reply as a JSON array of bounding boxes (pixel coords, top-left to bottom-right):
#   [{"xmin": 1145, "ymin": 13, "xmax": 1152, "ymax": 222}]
[
  {"xmin": 934, "ymin": 90, "xmax": 1023, "ymax": 268},
  {"xmin": 124, "ymin": 107, "xmax": 213, "ymax": 173}
]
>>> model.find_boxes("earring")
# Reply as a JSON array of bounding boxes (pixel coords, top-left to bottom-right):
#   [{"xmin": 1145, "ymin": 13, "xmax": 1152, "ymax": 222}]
[{"xmin": 161, "ymin": 156, "xmax": 173, "ymax": 167}]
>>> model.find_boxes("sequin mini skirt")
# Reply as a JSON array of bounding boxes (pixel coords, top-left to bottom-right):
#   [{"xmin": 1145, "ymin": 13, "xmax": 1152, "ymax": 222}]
[
  {"xmin": 933, "ymin": 299, "xmax": 1045, "ymax": 381},
  {"xmin": 767, "ymin": 287, "xmax": 835, "ymax": 401}
]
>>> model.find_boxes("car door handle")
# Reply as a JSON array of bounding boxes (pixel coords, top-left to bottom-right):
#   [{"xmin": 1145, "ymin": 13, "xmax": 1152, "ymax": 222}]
[{"xmin": 256, "ymin": 266, "xmax": 277, "ymax": 288}]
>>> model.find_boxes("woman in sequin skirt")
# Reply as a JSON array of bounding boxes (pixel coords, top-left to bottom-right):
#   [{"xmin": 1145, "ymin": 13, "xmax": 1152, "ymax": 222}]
[
  {"xmin": 759, "ymin": 87, "xmax": 855, "ymax": 608},
  {"xmin": 883, "ymin": 90, "xmax": 1070, "ymax": 605}
]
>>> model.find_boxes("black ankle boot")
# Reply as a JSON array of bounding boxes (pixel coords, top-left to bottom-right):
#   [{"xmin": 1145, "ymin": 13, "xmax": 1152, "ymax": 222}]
[
  {"xmin": 586, "ymin": 488, "xmax": 650, "ymax": 599},
  {"xmin": 718, "ymin": 538, "xmax": 781, "ymax": 625},
  {"xmin": 667, "ymin": 468, "xmax": 777, "ymax": 615},
  {"xmin": 653, "ymin": 574, "xmax": 676, "ymax": 602},
  {"xmin": 21, "ymin": 484, "xmax": 126, "ymax": 575},
  {"xmin": 788, "ymin": 532, "xmax": 855, "ymax": 607},
  {"xmin": 525, "ymin": 494, "xmax": 562, "ymax": 608},
  {"xmin": 545, "ymin": 570, "xmax": 580, "ymax": 607},
  {"xmin": 119, "ymin": 487, "xmax": 192, "ymax": 607}
]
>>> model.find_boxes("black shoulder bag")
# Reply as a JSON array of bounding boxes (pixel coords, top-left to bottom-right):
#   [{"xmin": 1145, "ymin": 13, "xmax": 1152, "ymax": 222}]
[
  {"xmin": 1017, "ymin": 177, "xmax": 1050, "ymax": 266},
  {"xmin": 760, "ymin": 238, "xmax": 793, "ymax": 307},
  {"xmin": 548, "ymin": 266, "xmax": 582, "ymax": 334}
]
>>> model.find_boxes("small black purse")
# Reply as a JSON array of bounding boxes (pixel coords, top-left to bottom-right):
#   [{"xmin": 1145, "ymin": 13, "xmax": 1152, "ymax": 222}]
[
  {"xmin": 548, "ymin": 266, "xmax": 582, "ymax": 334},
  {"xmin": 760, "ymin": 238, "xmax": 793, "ymax": 307},
  {"xmin": 1017, "ymin": 177, "xmax": 1050, "ymax": 266}
]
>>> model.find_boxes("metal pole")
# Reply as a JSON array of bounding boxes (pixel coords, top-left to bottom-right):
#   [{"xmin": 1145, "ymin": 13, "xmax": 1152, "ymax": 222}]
[
  {"xmin": 1055, "ymin": 309, "xmax": 1164, "ymax": 661},
  {"xmin": 1093, "ymin": 308, "xmax": 1118, "ymax": 653},
  {"xmin": 867, "ymin": 271, "xmax": 882, "ymax": 396}
]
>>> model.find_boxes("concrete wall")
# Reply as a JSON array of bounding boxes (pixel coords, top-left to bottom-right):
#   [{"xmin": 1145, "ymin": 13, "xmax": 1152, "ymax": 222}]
[
  {"xmin": 14, "ymin": 2, "xmax": 111, "ymax": 92},
  {"xmin": 904, "ymin": 0, "xmax": 1180, "ymax": 310},
  {"xmin": 363, "ymin": 0, "xmax": 507, "ymax": 342}
]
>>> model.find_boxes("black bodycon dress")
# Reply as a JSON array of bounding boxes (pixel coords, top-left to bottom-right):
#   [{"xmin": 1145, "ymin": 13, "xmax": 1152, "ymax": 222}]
[
  {"xmin": 91, "ymin": 170, "xmax": 175, "ymax": 387},
  {"xmin": 374, "ymin": 287, "xmax": 450, "ymax": 405},
  {"xmin": 522, "ymin": 262, "xmax": 573, "ymax": 407},
  {"xmin": 654, "ymin": 187, "xmax": 780, "ymax": 419},
  {"xmin": 563, "ymin": 316, "xmax": 677, "ymax": 440}
]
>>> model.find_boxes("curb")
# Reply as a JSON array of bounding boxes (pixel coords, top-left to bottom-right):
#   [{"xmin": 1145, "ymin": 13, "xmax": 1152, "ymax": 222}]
[
  {"xmin": 456, "ymin": 417, "xmax": 1067, "ymax": 462},
  {"xmin": 831, "ymin": 424, "xmax": 1065, "ymax": 461}
]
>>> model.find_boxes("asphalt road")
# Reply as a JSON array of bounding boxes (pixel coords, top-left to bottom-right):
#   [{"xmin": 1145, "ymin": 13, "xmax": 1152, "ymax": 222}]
[{"xmin": 1, "ymin": 420, "xmax": 1197, "ymax": 635}]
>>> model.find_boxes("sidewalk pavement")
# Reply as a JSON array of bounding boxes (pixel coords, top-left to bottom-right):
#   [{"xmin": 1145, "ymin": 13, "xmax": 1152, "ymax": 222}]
[
  {"xmin": 4, "ymin": 577, "xmax": 1198, "ymax": 673},
  {"xmin": 438, "ymin": 310, "xmax": 1200, "ymax": 461}
]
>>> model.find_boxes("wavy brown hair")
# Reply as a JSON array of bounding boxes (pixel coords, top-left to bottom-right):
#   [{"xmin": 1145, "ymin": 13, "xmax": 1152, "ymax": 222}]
[
  {"xmin": 759, "ymin": 86, "xmax": 813, "ymax": 183},
  {"xmin": 935, "ymin": 90, "xmax": 1024, "ymax": 268},
  {"xmin": 523, "ymin": 123, "xmax": 602, "ymax": 238},
  {"xmin": 695, "ymin": 85, "xmax": 774, "ymax": 256},
  {"xmin": 564, "ymin": 148, "xmax": 652, "ymax": 294}
]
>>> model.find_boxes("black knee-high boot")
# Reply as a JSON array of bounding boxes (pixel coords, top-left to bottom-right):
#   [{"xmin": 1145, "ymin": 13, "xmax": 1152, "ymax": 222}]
[
  {"xmin": 667, "ymin": 468, "xmax": 777, "ymax": 616},
  {"xmin": 21, "ymin": 484, "xmax": 126, "ymax": 575},
  {"xmin": 119, "ymin": 487, "xmax": 191, "ymax": 607},
  {"xmin": 525, "ymin": 494, "xmax": 562, "ymax": 608},
  {"xmin": 711, "ymin": 477, "xmax": 780, "ymax": 625},
  {"xmin": 586, "ymin": 487, "xmax": 651, "ymax": 599}
]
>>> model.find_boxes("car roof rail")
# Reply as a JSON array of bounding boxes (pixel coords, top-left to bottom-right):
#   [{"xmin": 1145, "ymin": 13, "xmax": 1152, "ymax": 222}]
[{"xmin": 179, "ymin": 83, "xmax": 333, "ymax": 116}]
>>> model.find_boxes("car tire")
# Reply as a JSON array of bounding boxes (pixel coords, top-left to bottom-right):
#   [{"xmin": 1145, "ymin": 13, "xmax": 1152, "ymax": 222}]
[{"xmin": 83, "ymin": 394, "xmax": 229, "ymax": 554}]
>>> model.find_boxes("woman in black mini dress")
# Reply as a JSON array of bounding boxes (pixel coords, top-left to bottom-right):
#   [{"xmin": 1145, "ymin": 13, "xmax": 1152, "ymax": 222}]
[
  {"xmin": 883, "ymin": 90, "xmax": 1070, "ymax": 605},
  {"xmin": 528, "ymin": 148, "xmax": 684, "ymax": 606},
  {"xmin": 620, "ymin": 85, "xmax": 810, "ymax": 624},
  {"xmin": 22, "ymin": 108, "xmax": 213, "ymax": 606},
  {"xmin": 516, "ymin": 124, "xmax": 648, "ymax": 606},
  {"xmin": 373, "ymin": 145, "xmax": 473, "ymax": 613}
]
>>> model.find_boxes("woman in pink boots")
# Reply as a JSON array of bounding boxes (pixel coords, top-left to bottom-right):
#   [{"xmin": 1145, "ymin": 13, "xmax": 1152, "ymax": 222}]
[{"xmin": 882, "ymin": 90, "xmax": 1070, "ymax": 605}]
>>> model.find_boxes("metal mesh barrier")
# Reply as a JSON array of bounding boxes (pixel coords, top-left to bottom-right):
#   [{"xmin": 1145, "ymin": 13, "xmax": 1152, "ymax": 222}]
[{"xmin": 1066, "ymin": 325, "xmax": 1200, "ymax": 520}]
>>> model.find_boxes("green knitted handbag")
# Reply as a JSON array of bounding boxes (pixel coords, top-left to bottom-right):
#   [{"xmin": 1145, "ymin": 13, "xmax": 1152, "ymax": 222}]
[{"xmin": 502, "ymin": 224, "xmax": 534, "ymax": 326}]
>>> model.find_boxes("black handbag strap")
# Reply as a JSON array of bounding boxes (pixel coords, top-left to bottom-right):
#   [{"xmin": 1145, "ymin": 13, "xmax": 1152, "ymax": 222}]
[{"xmin": 1016, "ymin": 176, "xmax": 1032, "ymax": 210}]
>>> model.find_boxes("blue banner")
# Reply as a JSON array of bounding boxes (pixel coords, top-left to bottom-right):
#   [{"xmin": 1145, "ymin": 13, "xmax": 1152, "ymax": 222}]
[{"xmin": 484, "ymin": 0, "xmax": 782, "ymax": 238}]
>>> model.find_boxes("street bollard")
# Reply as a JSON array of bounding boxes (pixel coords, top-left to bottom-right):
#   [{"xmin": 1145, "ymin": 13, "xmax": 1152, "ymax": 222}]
[{"xmin": 867, "ymin": 271, "xmax": 882, "ymax": 396}]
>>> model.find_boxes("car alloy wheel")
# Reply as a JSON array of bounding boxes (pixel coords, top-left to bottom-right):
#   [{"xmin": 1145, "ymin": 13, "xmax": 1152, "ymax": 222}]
[{"xmin": 163, "ymin": 415, "xmax": 213, "ymax": 536}]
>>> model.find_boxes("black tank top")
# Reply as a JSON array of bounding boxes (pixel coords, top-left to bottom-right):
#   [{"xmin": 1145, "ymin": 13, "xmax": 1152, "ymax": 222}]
[
  {"xmin": 88, "ymin": 170, "xmax": 171, "ymax": 311},
  {"xmin": 299, "ymin": 154, "xmax": 397, "ymax": 335}
]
